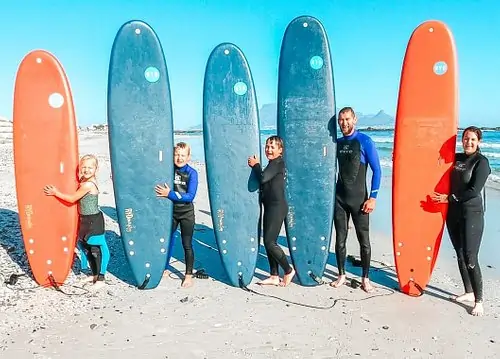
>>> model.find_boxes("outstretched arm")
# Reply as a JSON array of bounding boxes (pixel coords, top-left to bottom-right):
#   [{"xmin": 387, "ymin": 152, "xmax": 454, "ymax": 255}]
[{"xmin": 44, "ymin": 182, "xmax": 92, "ymax": 203}]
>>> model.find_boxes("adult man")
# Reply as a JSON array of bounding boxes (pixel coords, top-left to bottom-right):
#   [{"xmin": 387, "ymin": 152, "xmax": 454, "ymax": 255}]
[{"xmin": 330, "ymin": 107, "xmax": 382, "ymax": 292}]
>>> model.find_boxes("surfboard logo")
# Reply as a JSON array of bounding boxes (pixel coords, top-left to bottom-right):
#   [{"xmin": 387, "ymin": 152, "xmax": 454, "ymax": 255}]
[
  {"xmin": 24, "ymin": 204, "xmax": 33, "ymax": 229},
  {"xmin": 216, "ymin": 208, "xmax": 225, "ymax": 231},
  {"xmin": 310, "ymin": 56, "xmax": 324, "ymax": 70},
  {"xmin": 433, "ymin": 61, "xmax": 448, "ymax": 76},
  {"xmin": 144, "ymin": 66, "xmax": 160, "ymax": 83},
  {"xmin": 124, "ymin": 208, "xmax": 134, "ymax": 232},
  {"xmin": 233, "ymin": 82, "xmax": 248, "ymax": 96},
  {"xmin": 287, "ymin": 206, "xmax": 295, "ymax": 228}
]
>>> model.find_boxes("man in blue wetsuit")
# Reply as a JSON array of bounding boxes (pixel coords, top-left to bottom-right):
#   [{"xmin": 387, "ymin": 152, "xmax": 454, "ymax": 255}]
[
  {"xmin": 330, "ymin": 107, "xmax": 382, "ymax": 293},
  {"xmin": 155, "ymin": 142, "xmax": 198, "ymax": 288}
]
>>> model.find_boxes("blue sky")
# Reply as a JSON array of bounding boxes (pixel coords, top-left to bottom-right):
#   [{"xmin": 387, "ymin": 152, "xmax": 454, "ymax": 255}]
[{"xmin": 1, "ymin": 0, "xmax": 499, "ymax": 128}]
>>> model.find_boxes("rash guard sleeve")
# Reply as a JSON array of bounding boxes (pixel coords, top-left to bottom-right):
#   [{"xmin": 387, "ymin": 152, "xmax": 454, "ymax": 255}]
[
  {"xmin": 167, "ymin": 167, "xmax": 198, "ymax": 203},
  {"xmin": 449, "ymin": 156, "xmax": 491, "ymax": 203},
  {"xmin": 253, "ymin": 159, "xmax": 283, "ymax": 184},
  {"xmin": 362, "ymin": 136, "xmax": 382, "ymax": 199}
]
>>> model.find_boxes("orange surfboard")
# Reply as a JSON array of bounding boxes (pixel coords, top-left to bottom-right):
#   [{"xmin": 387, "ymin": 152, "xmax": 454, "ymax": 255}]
[
  {"xmin": 13, "ymin": 50, "xmax": 79, "ymax": 287},
  {"xmin": 392, "ymin": 21, "xmax": 458, "ymax": 296}
]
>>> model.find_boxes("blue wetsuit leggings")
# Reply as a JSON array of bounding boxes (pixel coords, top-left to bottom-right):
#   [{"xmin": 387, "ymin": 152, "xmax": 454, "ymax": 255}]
[{"xmin": 78, "ymin": 234, "xmax": 110, "ymax": 280}]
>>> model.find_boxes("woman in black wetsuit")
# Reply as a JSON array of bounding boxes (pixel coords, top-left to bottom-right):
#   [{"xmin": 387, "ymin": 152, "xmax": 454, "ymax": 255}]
[
  {"xmin": 248, "ymin": 136, "xmax": 295, "ymax": 287},
  {"xmin": 432, "ymin": 126, "xmax": 491, "ymax": 316}
]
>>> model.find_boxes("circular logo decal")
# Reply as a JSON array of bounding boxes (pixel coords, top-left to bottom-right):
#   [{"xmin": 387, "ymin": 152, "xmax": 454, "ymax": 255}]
[
  {"xmin": 310, "ymin": 56, "xmax": 324, "ymax": 70},
  {"xmin": 144, "ymin": 66, "xmax": 160, "ymax": 83},
  {"xmin": 433, "ymin": 61, "xmax": 448, "ymax": 76},
  {"xmin": 233, "ymin": 82, "xmax": 248, "ymax": 96},
  {"xmin": 48, "ymin": 93, "xmax": 64, "ymax": 108}
]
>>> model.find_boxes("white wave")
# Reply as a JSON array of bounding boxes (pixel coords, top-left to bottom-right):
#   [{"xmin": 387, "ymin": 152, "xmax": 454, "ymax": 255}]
[
  {"xmin": 371, "ymin": 136, "xmax": 394, "ymax": 144},
  {"xmin": 482, "ymin": 152, "xmax": 500, "ymax": 159}
]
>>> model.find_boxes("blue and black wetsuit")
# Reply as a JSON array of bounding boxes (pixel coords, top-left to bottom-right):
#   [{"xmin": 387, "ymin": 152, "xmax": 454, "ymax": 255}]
[
  {"xmin": 165, "ymin": 164, "xmax": 198, "ymax": 275},
  {"xmin": 252, "ymin": 156, "xmax": 293, "ymax": 276},
  {"xmin": 334, "ymin": 130, "xmax": 381, "ymax": 278},
  {"xmin": 77, "ymin": 183, "xmax": 110, "ymax": 281},
  {"xmin": 446, "ymin": 151, "xmax": 490, "ymax": 303}
]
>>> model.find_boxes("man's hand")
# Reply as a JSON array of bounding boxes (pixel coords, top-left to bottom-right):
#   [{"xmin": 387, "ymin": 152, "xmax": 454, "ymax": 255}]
[{"xmin": 362, "ymin": 198, "xmax": 376, "ymax": 213}]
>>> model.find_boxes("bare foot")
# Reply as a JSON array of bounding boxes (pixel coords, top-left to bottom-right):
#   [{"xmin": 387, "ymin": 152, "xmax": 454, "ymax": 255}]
[
  {"xmin": 162, "ymin": 269, "xmax": 171, "ymax": 278},
  {"xmin": 471, "ymin": 302, "xmax": 484, "ymax": 316},
  {"xmin": 452, "ymin": 292, "xmax": 475, "ymax": 302},
  {"xmin": 361, "ymin": 278, "xmax": 374, "ymax": 293},
  {"xmin": 257, "ymin": 276, "xmax": 280, "ymax": 286},
  {"xmin": 329, "ymin": 275, "xmax": 346, "ymax": 288},
  {"xmin": 181, "ymin": 274, "xmax": 193, "ymax": 288},
  {"xmin": 279, "ymin": 268, "xmax": 295, "ymax": 287}
]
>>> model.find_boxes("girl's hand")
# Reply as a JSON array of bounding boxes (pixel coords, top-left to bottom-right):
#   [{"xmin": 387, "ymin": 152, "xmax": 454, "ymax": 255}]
[
  {"xmin": 43, "ymin": 185, "xmax": 58, "ymax": 196},
  {"xmin": 155, "ymin": 183, "xmax": 171, "ymax": 197},
  {"xmin": 431, "ymin": 192, "xmax": 448, "ymax": 203},
  {"xmin": 248, "ymin": 155, "xmax": 259, "ymax": 167}
]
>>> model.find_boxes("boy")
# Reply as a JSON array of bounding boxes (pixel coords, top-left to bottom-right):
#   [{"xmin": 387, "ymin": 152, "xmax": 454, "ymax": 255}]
[{"xmin": 155, "ymin": 142, "xmax": 198, "ymax": 288}]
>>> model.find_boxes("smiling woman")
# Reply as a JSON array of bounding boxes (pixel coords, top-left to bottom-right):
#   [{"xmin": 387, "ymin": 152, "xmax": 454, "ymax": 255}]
[{"xmin": 432, "ymin": 126, "xmax": 492, "ymax": 317}]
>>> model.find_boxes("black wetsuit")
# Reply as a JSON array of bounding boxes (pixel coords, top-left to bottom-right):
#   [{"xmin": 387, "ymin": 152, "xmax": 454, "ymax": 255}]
[
  {"xmin": 446, "ymin": 152, "xmax": 491, "ymax": 303},
  {"xmin": 253, "ymin": 157, "xmax": 292, "ymax": 276},
  {"xmin": 334, "ymin": 130, "xmax": 381, "ymax": 278},
  {"xmin": 165, "ymin": 164, "xmax": 198, "ymax": 275}
]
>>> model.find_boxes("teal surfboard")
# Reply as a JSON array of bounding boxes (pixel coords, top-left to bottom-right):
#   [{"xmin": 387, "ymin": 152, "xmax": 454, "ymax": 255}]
[
  {"xmin": 203, "ymin": 43, "xmax": 261, "ymax": 287},
  {"xmin": 277, "ymin": 16, "xmax": 337, "ymax": 286},
  {"xmin": 107, "ymin": 20, "xmax": 174, "ymax": 289}
]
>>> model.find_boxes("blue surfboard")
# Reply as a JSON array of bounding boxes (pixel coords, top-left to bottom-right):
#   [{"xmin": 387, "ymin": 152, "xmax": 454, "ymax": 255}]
[
  {"xmin": 277, "ymin": 16, "xmax": 337, "ymax": 286},
  {"xmin": 203, "ymin": 43, "xmax": 261, "ymax": 287},
  {"xmin": 107, "ymin": 20, "xmax": 174, "ymax": 289}
]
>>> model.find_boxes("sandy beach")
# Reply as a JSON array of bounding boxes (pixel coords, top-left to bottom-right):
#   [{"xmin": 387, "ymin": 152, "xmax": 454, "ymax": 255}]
[{"xmin": 1, "ymin": 130, "xmax": 499, "ymax": 359}]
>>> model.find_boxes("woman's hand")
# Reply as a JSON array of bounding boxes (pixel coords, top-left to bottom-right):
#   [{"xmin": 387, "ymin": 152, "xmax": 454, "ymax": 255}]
[
  {"xmin": 248, "ymin": 155, "xmax": 259, "ymax": 167},
  {"xmin": 431, "ymin": 192, "xmax": 448, "ymax": 203}
]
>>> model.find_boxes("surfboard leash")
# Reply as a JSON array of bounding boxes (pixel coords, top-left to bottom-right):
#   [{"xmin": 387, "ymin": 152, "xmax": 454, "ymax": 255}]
[
  {"xmin": 237, "ymin": 273, "xmax": 395, "ymax": 310},
  {"xmin": 138, "ymin": 275, "xmax": 150, "ymax": 290},
  {"xmin": 47, "ymin": 273, "xmax": 89, "ymax": 296}
]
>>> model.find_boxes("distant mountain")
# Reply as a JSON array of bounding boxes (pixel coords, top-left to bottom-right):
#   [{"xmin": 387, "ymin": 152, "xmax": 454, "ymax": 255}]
[
  {"xmin": 356, "ymin": 110, "xmax": 395, "ymax": 128},
  {"xmin": 187, "ymin": 104, "xmax": 395, "ymax": 131}
]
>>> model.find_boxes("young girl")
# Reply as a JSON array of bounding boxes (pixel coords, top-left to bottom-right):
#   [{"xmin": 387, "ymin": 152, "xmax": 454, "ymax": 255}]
[
  {"xmin": 248, "ymin": 135, "xmax": 295, "ymax": 287},
  {"xmin": 44, "ymin": 154, "xmax": 110, "ymax": 289}
]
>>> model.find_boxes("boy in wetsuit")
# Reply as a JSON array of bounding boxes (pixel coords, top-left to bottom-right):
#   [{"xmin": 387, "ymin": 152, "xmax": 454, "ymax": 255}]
[{"xmin": 155, "ymin": 142, "xmax": 199, "ymax": 288}]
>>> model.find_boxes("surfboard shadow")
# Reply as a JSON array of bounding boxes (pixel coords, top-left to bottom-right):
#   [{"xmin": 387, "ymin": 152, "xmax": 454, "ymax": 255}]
[
  {"xmin": 101, "ymin": 229, "xmax": 136, "ymax": 286},
  {"xmin": 0, "ymin": 208, "xmax": 35, "ymax": 281},
  {"xmin": 99, "ymin": 206, "xmax": 143, "ymax": 286},
  {"xmin": 0, "ymin": 208, "xmax": 82, "ymax": 283},
  {"xmin": 164, "ymin": 223, "xmax": 236, "ymax": 285},
  {"xmin": 100, "ymin": 205, "xmax": 118, "ymax": 222}
]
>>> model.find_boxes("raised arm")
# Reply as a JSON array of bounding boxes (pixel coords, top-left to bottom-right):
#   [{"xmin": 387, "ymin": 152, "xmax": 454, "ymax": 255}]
[{"xmin": 253, "ymin": 158, "xmax": 284, "ymax": 184}]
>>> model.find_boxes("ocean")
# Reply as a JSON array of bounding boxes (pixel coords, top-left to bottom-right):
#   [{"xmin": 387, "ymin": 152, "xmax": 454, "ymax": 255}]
[{"xmin": 175, "ymin": 128, "xmax": 500, "ymax": 190}]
